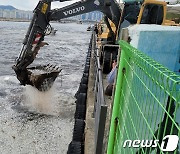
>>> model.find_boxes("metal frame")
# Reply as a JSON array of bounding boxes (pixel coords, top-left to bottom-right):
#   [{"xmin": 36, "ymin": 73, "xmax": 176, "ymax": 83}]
[{"xmin": 92, "ymin": 32, "xmax": 108, "ymax": 154}]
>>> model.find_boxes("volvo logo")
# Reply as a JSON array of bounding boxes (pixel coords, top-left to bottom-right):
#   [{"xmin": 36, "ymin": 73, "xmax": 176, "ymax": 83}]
[{"xmin": 63, "ymin": 6, "xmax": 85, "ymax": 16}]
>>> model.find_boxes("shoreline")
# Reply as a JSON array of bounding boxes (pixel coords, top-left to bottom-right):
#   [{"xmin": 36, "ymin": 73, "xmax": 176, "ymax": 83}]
[
  {"xmin": 0, "ymin": 18, "xmax": 97, "ymax": 24},
  {"xmin": 0, "ymin": 18, "xmax": 30, "ymax": 22}
]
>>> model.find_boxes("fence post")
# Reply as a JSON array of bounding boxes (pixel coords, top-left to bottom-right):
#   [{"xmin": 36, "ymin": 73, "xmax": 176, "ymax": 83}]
[{"xmin": 107, "ymin": 42, "xmax": 128, "ymax": 154}]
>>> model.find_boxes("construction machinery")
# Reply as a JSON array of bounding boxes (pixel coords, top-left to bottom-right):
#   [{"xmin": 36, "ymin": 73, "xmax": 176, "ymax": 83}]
[
  {"xmin": 12, "ymin": 0, "xmax": 121, "ymax": 91},
  {"xmin": 13, "ymin": 0, "xmax": 169, "ymax": 91},
  {"xmin": 98, "ymin": 0, "xmax": 175, "ymax": 73}
]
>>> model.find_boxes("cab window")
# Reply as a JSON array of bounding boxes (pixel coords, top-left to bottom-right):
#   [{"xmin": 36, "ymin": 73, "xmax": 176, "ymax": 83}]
[{"xmin": 141, "ymin": 4, "xmax": 164, "ymax": 25}]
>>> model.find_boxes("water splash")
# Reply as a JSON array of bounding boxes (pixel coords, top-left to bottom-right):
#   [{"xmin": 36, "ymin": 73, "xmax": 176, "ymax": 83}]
[{"xmin": 23, "ymin": 85, "xmax": 57, "ymax": 115}]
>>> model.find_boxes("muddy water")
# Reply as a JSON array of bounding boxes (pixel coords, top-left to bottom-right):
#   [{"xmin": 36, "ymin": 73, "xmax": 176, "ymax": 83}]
[{"xmin": 0, "ymin": 21, "xmax": 91, "ymax": 153}]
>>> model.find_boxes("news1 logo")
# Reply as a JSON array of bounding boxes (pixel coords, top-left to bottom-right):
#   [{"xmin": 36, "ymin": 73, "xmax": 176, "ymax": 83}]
[
  {"xmin": 160, "ymin": 135, "xmax": 179, "ymax": 151},
  {"xmin": 123, "ymin": 135, "xmax": 179, "ymax": 152}
]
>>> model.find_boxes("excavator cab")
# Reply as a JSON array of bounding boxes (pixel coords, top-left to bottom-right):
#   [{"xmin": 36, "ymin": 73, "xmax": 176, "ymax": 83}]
[
  {"xmin": 99, "ymin": 0, "xmax": 168, "ymax": 74},
  {"xmin": 137, "ymin": 0, "xmax": 166, "ymax": 25}
]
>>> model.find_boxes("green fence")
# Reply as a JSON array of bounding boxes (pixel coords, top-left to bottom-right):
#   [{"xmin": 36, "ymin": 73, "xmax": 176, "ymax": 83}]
[{"xmin": 107, "ymin": 40, "xmax": 180, "ymax": 154}]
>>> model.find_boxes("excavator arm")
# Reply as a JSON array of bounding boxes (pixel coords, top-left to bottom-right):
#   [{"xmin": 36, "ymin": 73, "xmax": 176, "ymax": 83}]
[
  {"xmin": 49, "ymin": 0, "xmax": 120, "ymax": 27},
  {"xmin": 13, "ymin": 0, "xmax": 121, "ymax": 91},
  {"xmin": 15, "ymin": 2, "xmax": 51, "ymax": 70}
]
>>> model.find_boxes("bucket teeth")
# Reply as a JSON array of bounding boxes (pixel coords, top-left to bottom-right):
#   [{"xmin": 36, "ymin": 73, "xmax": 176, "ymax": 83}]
[{"xmin": 44, "ymin": 64, "xmax": 59, "ymax": 72}]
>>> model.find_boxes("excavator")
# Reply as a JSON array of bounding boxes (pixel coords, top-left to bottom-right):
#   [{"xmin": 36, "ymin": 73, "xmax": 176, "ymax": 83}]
[
  {"xmin": 12, "ymin": 0, "xmax": 121, "ymax": 91},
  {"xmin": 12, "ymin": 0, "xmax": 167, "ymax": 91}
]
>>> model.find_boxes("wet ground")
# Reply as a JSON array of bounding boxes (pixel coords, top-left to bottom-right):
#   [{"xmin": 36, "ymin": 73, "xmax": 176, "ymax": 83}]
[{"xmin": 0, "ymin": 21, "xmax": 91, "ymax": 153}]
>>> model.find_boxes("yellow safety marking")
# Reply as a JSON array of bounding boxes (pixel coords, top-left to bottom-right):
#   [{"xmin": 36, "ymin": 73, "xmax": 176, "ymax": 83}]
[{"xmin": 41, "ymin": 3, "xmax": 48, "ymax": 14}]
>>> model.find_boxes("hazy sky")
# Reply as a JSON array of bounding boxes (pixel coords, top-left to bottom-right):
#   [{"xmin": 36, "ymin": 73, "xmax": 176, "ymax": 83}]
[
  {"xmin": 0, "ymin": 0, "xmax": 178, "ymax": 10},
  {"xmin": 0, "ymin": 0, "xmax": 78, "ymax": 10}
]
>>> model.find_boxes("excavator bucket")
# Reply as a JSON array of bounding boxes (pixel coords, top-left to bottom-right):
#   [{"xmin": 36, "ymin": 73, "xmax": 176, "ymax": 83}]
[{"xmin": 26, "ymin": 64, "xmax": 61, "ymax": 91}]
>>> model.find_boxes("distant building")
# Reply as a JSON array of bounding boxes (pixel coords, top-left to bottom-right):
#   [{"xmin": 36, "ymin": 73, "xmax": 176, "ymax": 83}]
[
  {"xmin": 0, "ymin": 8, "xmax": 33, "ymax": 20},
  {"xmin": 78, "ymin": 11, "xmax": 103, "ymax": 21},
  {"xmin": 0, "ymin": 6, "xmax": 102, "ymax": 21},
  {"xmin": 67, "ymin": 11, "xmax": 103, "ymax": 22}
]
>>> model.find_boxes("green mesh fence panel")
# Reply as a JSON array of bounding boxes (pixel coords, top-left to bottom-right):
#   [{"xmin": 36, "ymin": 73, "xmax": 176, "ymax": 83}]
[{"xmin": 107, "ymin": 40, "xmax": 180, "ymax": 154}]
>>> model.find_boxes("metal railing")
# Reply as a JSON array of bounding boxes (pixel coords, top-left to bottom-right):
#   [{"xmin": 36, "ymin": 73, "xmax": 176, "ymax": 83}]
[
  {"xmin": 107, "ymin": 40, "xmax": 180, "ymax": 154},
  {"xmin": 92, "ymin": 32, "xmax": 107, "ymax": 154}
]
